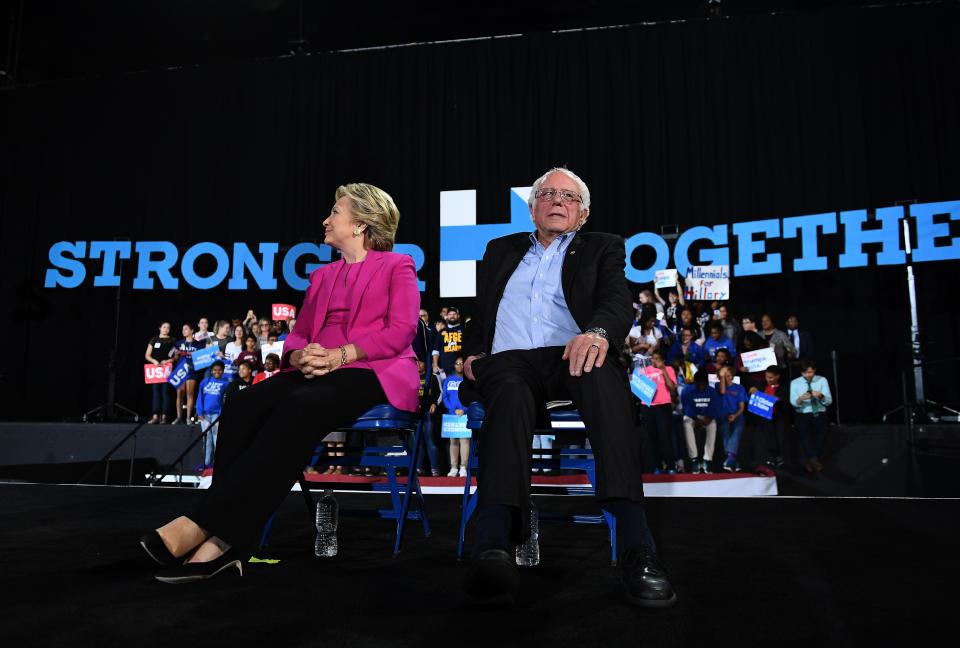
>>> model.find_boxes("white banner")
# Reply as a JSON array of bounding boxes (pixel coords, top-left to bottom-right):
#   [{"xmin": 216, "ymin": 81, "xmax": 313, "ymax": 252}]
[{"xmin": 740, "ymin": 347, "xmax": 777, "ymax": 373}]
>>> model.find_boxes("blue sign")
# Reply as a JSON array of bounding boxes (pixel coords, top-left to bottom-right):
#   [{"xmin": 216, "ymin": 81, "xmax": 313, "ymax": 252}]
[
  {"xmin": 167, "ymin": 357, "xmax": 192, "ymax": 388},
  {"xmin": 441, "ymin": 414, "xmax": 471, "ymax": 439},
  {"xmin": 630, "ymin": 371, "xmax": 659, "ymax": 406},
  {"xmin": 190, "ymin": 345, "xmax": 219, "ymax": 371},
  {"xmin": 43, "ymin": 241, "xmax": 427, "ymax": 292},
  {"xmin": 437, "ymin": 192, "xmax": 960, "ymax": 297},
  {"xmin": 747, "ymin": 391, "xmax": 778, "ymax": 420}
]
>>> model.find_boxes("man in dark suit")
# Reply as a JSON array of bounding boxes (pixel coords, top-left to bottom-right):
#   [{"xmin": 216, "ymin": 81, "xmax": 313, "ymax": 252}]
[
  {"xmin": 460, "ymin": 167, "xmax": 676, "ymax": 608},
  {"xmin": 785, "ymin": 314, "xmax": 814, "ymax": 361}
]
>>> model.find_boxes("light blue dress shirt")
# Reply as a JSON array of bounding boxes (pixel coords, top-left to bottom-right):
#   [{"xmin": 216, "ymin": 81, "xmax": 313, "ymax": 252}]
[
  {"xmin": 492, "ymin": 232, "xmax": 582, "ymax": 354},
  {"xmin": 789, "ymin": 375, "xmax": 833, "ymax": 414}
]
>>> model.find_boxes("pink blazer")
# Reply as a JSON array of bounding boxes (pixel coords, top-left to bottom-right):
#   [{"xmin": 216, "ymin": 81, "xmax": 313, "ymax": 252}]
[{"xmin": 279, "ymin": 249, "xmax": 421, "ymax": 413}]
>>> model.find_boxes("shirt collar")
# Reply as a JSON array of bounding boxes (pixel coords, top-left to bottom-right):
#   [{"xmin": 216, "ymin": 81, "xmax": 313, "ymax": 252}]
[{"xmin": 529, "ymin": 230, "xmax": 576, "ymax": 251}]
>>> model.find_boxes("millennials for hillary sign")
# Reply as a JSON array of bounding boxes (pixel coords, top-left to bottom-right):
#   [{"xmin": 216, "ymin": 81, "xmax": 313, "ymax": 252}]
[{"xmin": 684, "ymin": 265, "xmax": 730, "ymax": 300}]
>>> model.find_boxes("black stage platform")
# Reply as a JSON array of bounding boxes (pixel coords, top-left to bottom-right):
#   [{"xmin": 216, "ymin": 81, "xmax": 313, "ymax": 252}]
[
  {"xmin": 5, "ymin": 421, "xmax": 960, "ymax": 496},
  {"xmin": 0, "ymin": 483, "xmax": 957, "ymax": 647}
]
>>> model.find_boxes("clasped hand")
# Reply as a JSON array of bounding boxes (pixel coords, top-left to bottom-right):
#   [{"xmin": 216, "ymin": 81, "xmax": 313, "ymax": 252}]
[{"xmin": 295, "ymin": 343, "xmax": 342, "ymax": 379}]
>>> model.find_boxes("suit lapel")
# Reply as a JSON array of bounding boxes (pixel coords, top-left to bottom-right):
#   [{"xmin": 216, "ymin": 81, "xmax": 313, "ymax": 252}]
[
  {"xmin": 561, "ymin": 232, "xmax": 585, "ymax": 309},
  {"xmin": 348, "ymin": 249, "xmax": 385, "ymax": 327},
  {"xmin": 490, "ymin": 235, "xmax": 531, "ymax": 302}
]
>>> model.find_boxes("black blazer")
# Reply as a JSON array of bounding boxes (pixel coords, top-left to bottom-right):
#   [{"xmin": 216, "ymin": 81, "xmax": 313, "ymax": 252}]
[{"xmin": 462, "ymin": 231, "xmax": 634, "ymax": 358}]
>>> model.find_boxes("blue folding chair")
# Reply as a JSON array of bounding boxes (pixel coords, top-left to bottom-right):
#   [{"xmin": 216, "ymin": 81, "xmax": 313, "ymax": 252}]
[
  {"xmin": 258, "ymin": 404, "xmax": 431, "ymax": 557},
  {"xmin": 457, "ymin": 402, "xmax": 617, "ymax": 564}
]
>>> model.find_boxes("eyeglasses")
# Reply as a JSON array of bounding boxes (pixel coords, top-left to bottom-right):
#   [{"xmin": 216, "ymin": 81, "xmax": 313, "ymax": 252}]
[{"xmin": 535, "ymin": 188, "xmax": 582, "ymax": 204}]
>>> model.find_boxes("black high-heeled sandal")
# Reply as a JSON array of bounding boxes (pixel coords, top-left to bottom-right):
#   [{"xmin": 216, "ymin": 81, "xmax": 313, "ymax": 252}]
[
  {"xmin": 139, "ymin": 530, "xmax": 181, "ymax": 568},
  {"xmin": 154, "ymin": 549, "xmax": 243, "ymax": 584}
]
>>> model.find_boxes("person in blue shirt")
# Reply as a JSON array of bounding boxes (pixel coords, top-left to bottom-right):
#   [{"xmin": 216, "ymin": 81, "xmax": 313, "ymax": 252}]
[
  {"xmin": 666, "ymin": 325, "xmax": 705, "ymax": 375},
  {"xmin": 680, "ymin": 370, "xmax": 722, "ymax": 473},
  {"xmin": 197, "ymin": 361, "xmax": 230, "ymax": 467},
  {"xmin": 702, "ymin": 321, "xmax": 737, "ymax": 362},
  {"xmin": 716, "ymin": 366, "xmax": 747, "ymax": 472},
  {"xmin": 442, "ymin": 356, "xmax": 468, "ymax": 478},
  {"xmin": 789, "ymin": 361, "xmax": 833, "ymax": 473}
]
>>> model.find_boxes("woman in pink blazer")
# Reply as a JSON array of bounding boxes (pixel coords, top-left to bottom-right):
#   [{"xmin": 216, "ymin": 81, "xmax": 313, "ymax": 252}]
[{"xmin": 140, "ymin": 183, "xmax": 420, "ymax": 583}]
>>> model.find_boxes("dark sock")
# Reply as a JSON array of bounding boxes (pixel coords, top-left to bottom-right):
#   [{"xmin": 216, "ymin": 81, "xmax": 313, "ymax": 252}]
[
  {"xmin": 473, "ymin": 504, "xmax": 517, "ymax": 557},
  {"xmin": 603, "ymin": 498, "xmax": 656, "ymax": 556}
]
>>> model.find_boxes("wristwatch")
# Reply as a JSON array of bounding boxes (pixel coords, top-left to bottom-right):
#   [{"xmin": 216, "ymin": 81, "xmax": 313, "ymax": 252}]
[{"xmin": 585, "ymin": 327, "xmax": 608, "ymax": 341}]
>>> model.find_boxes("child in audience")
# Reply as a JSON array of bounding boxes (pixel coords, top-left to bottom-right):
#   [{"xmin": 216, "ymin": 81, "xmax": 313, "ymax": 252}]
[
  {"xmin": 224, "ymin": 360, "xmax": 255, "ymax": 402},
  {"xmin": 197, "ymin": 361, "xmax": 230, "ymax": 467},
  {"xmin": 442, "ymin": 356, "xmax": 468, "ymax": 478},
  {"xmin": 750, "ymin": 365, "xmax": 791, "ymax": 469},
  {"xmin": 680, "ymin": 370, "xmax": 722, "ymax": 473},
  {"xmin": 234, "ymin": 334, "xmax": 262, "ymax": 373},
  {"xmin": 716, "ymin": 366, "xmax": 747, "ymax": 472},
  {"xmin": 252, "ymin": 353, "xmax": 280, "ymax": 384}
]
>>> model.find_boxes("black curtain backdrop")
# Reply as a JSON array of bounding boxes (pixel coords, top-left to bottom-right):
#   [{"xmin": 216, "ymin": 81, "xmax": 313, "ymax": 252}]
[{"xmin": 1, "ymin": 3, "xmax": 958, "ymax": 422}]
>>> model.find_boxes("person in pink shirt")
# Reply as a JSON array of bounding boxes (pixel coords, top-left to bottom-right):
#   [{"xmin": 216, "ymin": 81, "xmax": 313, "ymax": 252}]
[
  {"xmin": 140, "ymin": 183, "xmax": 420, "ymax": 584},
  {"xmin": 641, "ymin": 349, "xmax": 678, "ymax": 473}
]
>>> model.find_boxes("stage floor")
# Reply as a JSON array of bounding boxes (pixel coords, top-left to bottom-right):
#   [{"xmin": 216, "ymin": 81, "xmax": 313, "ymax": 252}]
[{"xmin": 0, "ymin": 484, "xmax": 956, "ymax": 647}]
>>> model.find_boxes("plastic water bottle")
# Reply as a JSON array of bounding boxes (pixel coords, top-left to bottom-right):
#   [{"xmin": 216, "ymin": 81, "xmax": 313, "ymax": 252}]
[
  {"xmin": 314, "ymin": 489, "xmax": 339, "ymax": 558},
  {"xmin": 515, "ymin": 501, "xmax": 540, "ymax": 567}
]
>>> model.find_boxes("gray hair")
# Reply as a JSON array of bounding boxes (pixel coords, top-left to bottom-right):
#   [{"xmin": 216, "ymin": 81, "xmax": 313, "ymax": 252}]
[{"xmin": 527, "ymin": 167, "xmax": 591, "ymax": 214}]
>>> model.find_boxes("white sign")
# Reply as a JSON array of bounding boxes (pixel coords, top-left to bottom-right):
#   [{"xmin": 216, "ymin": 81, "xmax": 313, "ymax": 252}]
[
  {"xmin": 708, "ymin": 374, "xmax": 741, "ymax": 388},
  {"xmin": 260, "ymin": 341, "xmax": 284, "ymax": 363},
  {"xmin": 654, "ymin": 269, "xmax": 678, "ymax": 289},
  {"xmin": 684, "ymin": 265, "xmax": 730, "ymax": 300},
  {"xmin": 740, "ymin": 347, "xmax": 778, "ymax": 373}
]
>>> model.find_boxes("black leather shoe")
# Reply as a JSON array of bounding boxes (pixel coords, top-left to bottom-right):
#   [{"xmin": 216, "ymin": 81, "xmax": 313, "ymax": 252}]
[
  {"xmin": 621, "ymin": 547, "xmax": 678, "ymax": 608},
  {"xmin": 154, "ymin": 549, "xmax": 243, "ymax": 584},
  {"xmin": 464, "ymin": 549, "xmax": 520, "ymax": 604},
  {"xmin": 139, "ymin": 530, "xmax": 179, "ymax": 568}
]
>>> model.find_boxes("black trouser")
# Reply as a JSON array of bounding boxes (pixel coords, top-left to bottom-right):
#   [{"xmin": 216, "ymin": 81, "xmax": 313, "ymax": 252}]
[
  {"xmin": 643, "ymin": 403, "xmax": 675, "ymax": 468},
  {"xmin": 190, "ymin": 369, "xmax": 385, "ymax": 549},
  {"xmin": 470, "ymin": 347, "xmax": 648, "ymax": 547},
  {"xmin": 151, "ymin": 382, "xmax": 171, "ymax": 417},
  {"xmin": 795, "ymin": 412, "xmax": 828, "ymax": 459},
  {"xmin": 756, "ymin": 412, "xmax": 790, "ymax": 462}
]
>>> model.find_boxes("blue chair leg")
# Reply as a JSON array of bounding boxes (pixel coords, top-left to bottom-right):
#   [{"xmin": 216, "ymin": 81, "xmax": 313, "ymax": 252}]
[
  {"xmin": 602, "ymin": 508, "xmax": 617, "ymax": 565},
  {"xmin": 258, "ymin": 513, "xmax": 276, "ymax": 551},
  {"xmin": 457, "ymin": 432, "xmax": 479, "ymax": 560},
  {"xmin": 411, "ymin": 421, "xmax": 432, "ymax": 538},
  {"xmin": 394, "ymin": 421, "xmax": 425, "ymax": 557},
  {"xmin": 587, "ymin": 463, "xmax": 617, "ymax": 564}
]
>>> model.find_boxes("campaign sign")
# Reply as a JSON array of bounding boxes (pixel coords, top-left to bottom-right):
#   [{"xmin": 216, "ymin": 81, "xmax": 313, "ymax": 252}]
[
  {"xmin": 441, "ymin": 414, "xmax": 471, "ymax": 439},
  {"xmin": 167, "ymin": 357, "xmax": 192, "ymax": 388},
  {"xmin": 747, "ymin": 391, "xmax": 778, "ymax": 420},
  {"xmin": 740, "ymin": 347, "xmax": 778, "ymax": 373},
  {"xmin": 261, "ymin": 341, "xmax": 284, "ymax": 364},
  {"xmin": 190, "ymin": 345, "xmax": 219, "ymax": 371},
  {"xmin": 654, "ymin": 269, "xmax": 678, "ymax": 289},
  {"xmin": 708, "ymin": 374, "xmax": 740, "ymax": 388},
  {"xmin": 684, "ymin": 265, "xmax": 730, "ymax": 300},
  {"xmin": 143, "ymin": 363, "xmax": 172, "ymax": 384},
  {"xmin": 272, "ymin": 303, "xmax": 297, "ymax": 320},
  {"xmin": 630, "ymin": 370, "xmax": 659, "ymax": 406}
]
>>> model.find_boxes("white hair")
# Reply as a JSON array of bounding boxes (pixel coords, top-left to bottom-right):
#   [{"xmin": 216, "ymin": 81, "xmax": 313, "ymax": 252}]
[{"xmin": 527, "ymin": 167, "xmax": 591, "ymax": 214}]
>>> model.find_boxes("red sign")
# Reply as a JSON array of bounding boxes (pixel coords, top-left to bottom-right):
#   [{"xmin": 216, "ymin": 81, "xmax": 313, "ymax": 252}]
[
  {"xmin": 143, "ymin": 363, "xmax": 173, "ymax": 384},
  {"xmin": 272, "ymin": 303, "xmax": 297, "ymax": 321}
]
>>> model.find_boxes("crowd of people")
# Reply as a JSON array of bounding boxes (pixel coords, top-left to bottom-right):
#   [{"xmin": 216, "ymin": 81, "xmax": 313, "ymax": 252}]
[
  {"xmin": 144, "ymin": 295, "xmax": 831, "ymax": 475},
  {"xmin": 626, "ymin": 284, "xmax": 831, "ymax": 474},
  {"xmin": 407, "ymin": 290, "xmax": 832, "ymax": 477},
  {"xmin": 144, "ymin": 311, "xmax": 294, "ymax": 467}
]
